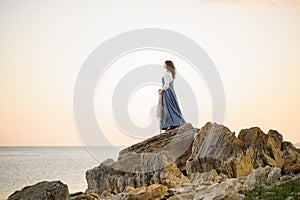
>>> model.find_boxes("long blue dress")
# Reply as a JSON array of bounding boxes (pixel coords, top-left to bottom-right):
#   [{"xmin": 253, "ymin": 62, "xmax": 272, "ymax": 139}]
[{"xmin": 160, "ymin": 73, "xmax": 186, "ymax": 130}]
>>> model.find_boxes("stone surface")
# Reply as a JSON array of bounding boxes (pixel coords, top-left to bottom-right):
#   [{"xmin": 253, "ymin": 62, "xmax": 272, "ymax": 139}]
[
  {"xmin": 118, "ymin": 123, "xmax": 196, "ymax": 172},
  {"xmin": 86, "ymin": 160, "xmax": 190, "ymax": 195},
  {"xmin": 194, "ymin": 179, "xmax": 240, "ymax": 200},
  {"xmin": 7, "ymin": 180, "xmax": 69, "ymax": 200},
  {"xmin": 167, "ymin": 192, "xmax": 195, "ymax": 200},
  {"xmin": 282, "ymin": 142, "xmax": 300, "ymax": 174},
  {"xmin": 189, "ymin": 169, "xmax": 218, "ymax": 183},
  {"xmin": 186, "ymin": 122, "xmax": 253, "ymax": 178},
  {"xmin": 84, "ymin": 121, "xmax": 300, "ymax": 197},
  {"xmin": 86, "ymin": 123, "xmax": 194, "ymax": 195},
  {"xmin": 238, "ymin": 127, "xmax": 284, "ymax": 168},
  {"xmin": 126, "ymin": 184, "xmax": 168, "ymax": 200},
  {"xmin": 267, "ymin": 167, "xmax": 282, "ymax": 183},
  {"xmin": 243, "ymin": 167, "xmax": 268, "ymax": 188},
  {"xmin": 74, "ymin": 192, "xmax": 101, "ymax": 200},
  {"xmin": 283, "ymin": 154, "xmax": 300, "ymax": 174},
  {"xmin": 8, "ymin": 121, "xmax": 300, "ymax": 200}
]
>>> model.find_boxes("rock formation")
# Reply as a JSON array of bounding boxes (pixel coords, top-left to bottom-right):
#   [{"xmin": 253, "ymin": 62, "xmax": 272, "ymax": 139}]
[
  {"xmin": 85, "ymin": 121, "xmax": 300, "ymax": 199},
  {"xmin": 7, "ymin": 121, "xmax": 300, "ymax": 200},
  {"xmin": 186, "ymin": 122, "xmax": 253, "ymax": 178},
  {"xmin": 7, "ymin": 180, "xmax": 69, "ymax": 200},
  {"xmin": 86, "ymin": 123, "xmax": 195, "ymax": 195}
]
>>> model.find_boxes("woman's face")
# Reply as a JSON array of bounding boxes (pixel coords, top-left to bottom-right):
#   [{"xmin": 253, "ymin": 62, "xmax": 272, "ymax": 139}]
[{"xmin": 164, "ymin": 63, "xmax": 167, "ymax": 68}]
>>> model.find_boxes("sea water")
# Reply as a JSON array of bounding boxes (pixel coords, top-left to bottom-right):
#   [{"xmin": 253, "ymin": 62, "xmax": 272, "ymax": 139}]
[{"xmin": 0, "ymin": 146, "xmax": 121, "ymax": 200}]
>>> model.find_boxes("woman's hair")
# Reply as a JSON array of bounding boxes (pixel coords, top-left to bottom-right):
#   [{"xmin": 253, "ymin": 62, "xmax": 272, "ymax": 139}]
[{"xmin": 165, "ymin": 60, "xmax": 176, "ymax": 79}]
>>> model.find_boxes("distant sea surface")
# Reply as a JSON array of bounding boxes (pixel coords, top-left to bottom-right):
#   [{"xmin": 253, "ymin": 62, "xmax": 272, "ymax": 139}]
[{"xmin": 0, "ymin": 146, "xmax": 122, "ymax": 200}]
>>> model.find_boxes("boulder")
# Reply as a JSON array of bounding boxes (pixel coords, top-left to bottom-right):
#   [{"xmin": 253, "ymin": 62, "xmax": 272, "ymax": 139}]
[
  {"xmin": 86, "ymin": 123, "xmax": 194, "ymax": 195},
  {"xmin": 168, "ymin": 192, "xmax": 195, "ymax": 200},
  {"xmin": 84, "ymin": 121, "xmax": 300, "ymax": 197},
  {"xmin": 118, "ymin": 123, "xmax": 196, "ymax": 172},
  {"xmin": 267, "ymin": 167, "xmax": 282, "ymax": 183},
  {"xmin": 126, "ymin": 184, "xmax": 168, "ymax": 200},
  {"xmin": 282, "ymin": 141, "xmax": 300, "ymax": 174},
  {"xmin": 238, "ymin": 127, "xmax": 284, "ymax": 168},
  {"xmin": 193, "ymin": 179, "xmax": 241, "ymax": 200},
  {"xmin": 186, "ymin": 122, "xmax": 253, "ymax": 178},
  {"xmin": 189, "ymin": 169, "xmax": 218, "ymax": 183},
  {"xmin": 7, "ymin": 180, "xmax": 69, "ymax": 200},
  {"xmin": 86, "ymin": 160, "xmax": 189, "ymax": 195},
  {"xmin": 74, "ymin": 192, "xmax": 100, "ymax": 200},
  {"xmin": 283, "ymin": 154, "xmax": 300, "ymax": 174},
  {"xmin": 243, "ymin": 167, "xmax": 269, "ymax": 188}
]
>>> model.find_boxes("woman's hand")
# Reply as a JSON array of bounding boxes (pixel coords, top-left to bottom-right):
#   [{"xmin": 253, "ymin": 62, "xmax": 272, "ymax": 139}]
[{"xmin": 158, "ymin": 89, "xmax": 165, "ymax": 94}]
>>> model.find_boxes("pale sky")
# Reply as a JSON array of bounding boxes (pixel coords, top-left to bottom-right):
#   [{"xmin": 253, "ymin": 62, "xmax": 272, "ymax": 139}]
[{"xmin": 0, "ymin": 0, "xmax": 299, "ymax": 146}]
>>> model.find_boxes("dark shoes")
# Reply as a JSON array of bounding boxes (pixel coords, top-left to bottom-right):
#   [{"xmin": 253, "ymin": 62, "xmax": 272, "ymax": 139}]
[{"xmin": 166, "ymin": 126, "xmax": 178, "ymax": 131}]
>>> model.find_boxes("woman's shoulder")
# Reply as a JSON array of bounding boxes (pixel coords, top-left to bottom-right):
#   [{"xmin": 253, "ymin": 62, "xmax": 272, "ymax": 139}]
[{"xmin": 164, "ymin": 71, "xmax": 172, "ymax": 77}]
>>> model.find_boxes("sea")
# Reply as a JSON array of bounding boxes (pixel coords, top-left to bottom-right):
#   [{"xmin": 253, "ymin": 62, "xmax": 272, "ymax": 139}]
[{"xmin": 0, "ymin": 146, "xmax": 122, "ymax": 200}]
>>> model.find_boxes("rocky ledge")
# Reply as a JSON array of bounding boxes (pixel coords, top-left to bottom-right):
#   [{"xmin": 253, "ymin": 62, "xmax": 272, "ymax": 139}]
[
  {"xmin": 84, "ymin": 122, "xmax": 300, "ymax": 200},
  {"xmin": 8, "ymin": 122, "xmax": 300, "ymax": 200}
]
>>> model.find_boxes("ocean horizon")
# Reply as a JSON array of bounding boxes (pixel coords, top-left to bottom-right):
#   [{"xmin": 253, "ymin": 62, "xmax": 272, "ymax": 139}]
[{"xmin": 0, "ymin": 146, "xmax": 123, "ymax": 200}]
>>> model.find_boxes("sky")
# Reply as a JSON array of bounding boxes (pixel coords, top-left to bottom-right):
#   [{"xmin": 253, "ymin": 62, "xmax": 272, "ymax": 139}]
[{"xmin": 0, "ymin": 0, "xmax": 299, "ymax": 146}]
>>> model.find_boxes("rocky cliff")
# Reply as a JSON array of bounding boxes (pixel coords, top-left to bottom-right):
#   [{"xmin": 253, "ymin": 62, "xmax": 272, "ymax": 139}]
[
  {"xmin": 8, "ymin": 122, "xmax": 300, "ymax": 200},
  {"xmin": 84, "ymin": 122, "xmax": 300, "ymax": 199}
]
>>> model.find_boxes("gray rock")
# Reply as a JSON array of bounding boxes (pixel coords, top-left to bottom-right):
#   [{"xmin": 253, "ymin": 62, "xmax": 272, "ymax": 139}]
[
  {"xmin": 85, "ymin": 124, "xmax": 194, "ymax": 195},
  {"xmin": 193, "ymin": 179, "xmax": 240, "ymax": 200},
  {"xmin": 186, "ymin": 122, "xmax": 253, "ymax": 178},
  {"xmin": 118, "ymin": 123, "xmax": 196, "ymax": 172},
  {"xmin": 7, "ymin": 180, "xmax": 69, "ymax": 200},
  {"xmin": 267, "ymin": 167, "xmax": 282, "ymax": 183},
  {"xmin": 243, "ymin": 167, "xmax": 267, "ymax": 188},
  {"xmin": 84, "ymin": 121, "xmax": 300, "ymax": 198},
  {"xmin": 189, "ymin": 169, "xmax": 218, "ymax": 184}
]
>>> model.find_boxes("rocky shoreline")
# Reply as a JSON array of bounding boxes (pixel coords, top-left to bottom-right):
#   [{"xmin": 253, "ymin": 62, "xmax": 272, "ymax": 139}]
[{"xmin": 7, "ymin": 122, "xmax": 300, "ymax": 200}]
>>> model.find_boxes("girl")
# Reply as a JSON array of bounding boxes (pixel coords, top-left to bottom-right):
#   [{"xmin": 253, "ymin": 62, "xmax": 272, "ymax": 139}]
[{"xmin": 157, "ymin": 60, "xmax": 186, "ymax": 132}]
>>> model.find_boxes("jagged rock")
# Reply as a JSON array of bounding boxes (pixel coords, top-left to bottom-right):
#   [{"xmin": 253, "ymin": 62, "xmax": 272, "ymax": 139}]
[
  {"xmin": 124, "ymin": 186, "xmax": 135, "ymax": 193},
  {"xmin": 7, "ymin": 180, "xmax": 69, "ymax": 200},
  {"xmin": 86, "ymin": 159, "xmax": 190, "ymax": 195},
  {"xmin": 242, "ymin": 166, "xmax": 272, "ymax": 188},
  {"xmin": 84, "ymin": 121, "xmax": 300, "ymax": 197},
  {"xmin": 159, "ymin": 163, "xmax": 190, "ymax": 188},
  {"xmin": 74, "ymin": 192, "xmax": 100, "ymax": 200},
  {"xmin": 86, "ymin": 123, "xmax": 193, "ymax": 195},
  {"xmin": 189, "ymin": 169, "xmax": 218, "ymax": 184},
  {"xmin": 118, "ymin": 123, "xmax": 196, "ymax": 172},
  {"xmin": 238, "ymin": 127, "xmax": 284, "ymax": 168},
  {"xmin": 267, "ymin": 167, "xmax": 282, "ymax": 183},
  {"xmin": 282, "ymin": 141, "xmax": 300, "ymax": 174},
  {"xmin": 194, "ymin": 179, "xmax": 241, "ymax": 200},
  {"xmin": 283, "ymin": 154, "xmax": 300, "ymax": 174},
  {"xmin": 168, "ymin": 191, "xmax": 195, "ymax": 200},
  {"xmin": 186, "ymin": 122, "xmax": 253, "ymax": 178},
  {"xmin": 126, "ymin": 184, "xmax": 168, "ymax": 200}
]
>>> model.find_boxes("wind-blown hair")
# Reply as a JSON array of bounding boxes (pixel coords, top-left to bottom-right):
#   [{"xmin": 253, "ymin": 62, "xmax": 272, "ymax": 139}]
[{"xmin": 165, "ymin": 60, "xmax": 176, "ymax": 79}]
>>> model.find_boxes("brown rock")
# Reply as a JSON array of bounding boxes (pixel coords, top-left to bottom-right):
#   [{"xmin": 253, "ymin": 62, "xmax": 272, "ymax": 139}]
[
  {"xmin": 238, "ymin": 127, "xmax": 284, "ymax": 168},
  {"xmin": 118, "ymin": 123, "xmax": 196, "ymax": 172},
  {"xmin": 86, "ymin": 159, "xmax": 189, "ymax": 195},
  {"xmin": 189, "ymin": 169, "xmax": 218, "ymax": 183},
  {"xmin": 126, "ymin": 184, "xmax": 168, "ymax": 200},
  {"xmin": 86, "ymin": 123, "xmax": 194, "ymax": 195},
  {"xmin": 75, "ymin": 193, "xmax": 100, "ymax": 200},
  {"xmin": 284, "ymin": 154, "xmax": 300, "ymax": 174},
  {"xmin": 159, "ymin": 163, "xmax": 190, "ymax": 188},
  {"xmin": 84, "ymin": 120, "xmax": 300, "ymax": 197},
  {"xmin": 186, "ymin": 122, "xmax": 253, "ymax": 178}
]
